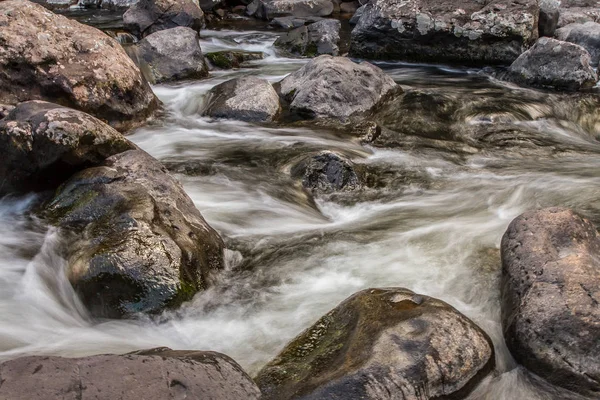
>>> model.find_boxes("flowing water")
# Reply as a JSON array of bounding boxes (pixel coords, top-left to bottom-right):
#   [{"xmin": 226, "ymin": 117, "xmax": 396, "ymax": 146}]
[{"xmin": 1, "ymin": 23, "xmax": 600, "ymax": 399}]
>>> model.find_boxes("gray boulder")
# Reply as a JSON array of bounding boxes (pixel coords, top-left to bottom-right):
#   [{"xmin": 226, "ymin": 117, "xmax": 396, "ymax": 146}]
[
  {"xmin": 0, "ymin": 101, "xmax": 134, "ymax": 195},
  {"xmin": 291, "ymin": 151, "xmax": 359, "ymax": 193},
  {"xmin": 205, "ymin": 51, "xmax": 264, "ymax": 69},
  {"xmin": 0, "ymin": 1, "xmax": 159, "ymax": 133},
  {"xmin": 504, "ymin": 37, "xmax": 598, "ymax": 91},
  {"xmin": 124, "ymin": 0, "xmax": 205, "ymax": 38},
  {"xmin": 279, "ymin": 55, "xmax": 397, "ymax": 120},
  {"xmin": 43, "ymin": 150, "xmax": 224, "ymax": 318},
  {"xmin": 274, "ymin": 19, "xmax": 341, "ymax": 57},
  {"xmin": 270, "ymin": 15, "xmax": 323, "ymax": 29},
  {"xmin": 501, "ymin": 208, "xmax": 600, "ymax": 398},
  {"xmin": 0, "ymin": 348, "xmax": 261, "ymax": 399},
  {"xmin": 348, "ymin": 4, "xmax": 365, "ymax": 25},
  {"xmin": 539, "ymin": 0, "xmax": 560, "ymax": 37},
  {"xmin": 130, "ymin": 27, "xmax": 208, "ymax": 84},
  {"xmin": 556, "ymin": 21, "xmax": 600, "ymax": 65},
  {"xmin": 558, "ymin": 0, "xmax": 600, "ymax": 28},
  {"xmin": 256, "ymin": 288, "xmax": 495, "ymax": 400},
  {"xmin": 350, "ymin": 0, "xmax": 539, "ymax": 65},
  {"xmin": 203, "ymin": 76, "xmax": 281, "ymax": 122},
  {"xmin": 247, "ymin": 0, "xmax": 334, "ymax": 20}
]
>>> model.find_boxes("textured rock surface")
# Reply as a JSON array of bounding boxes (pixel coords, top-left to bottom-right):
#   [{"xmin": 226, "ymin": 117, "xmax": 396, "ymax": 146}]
[
  {"xmin": 77, "ymin": 0, "xmax": 139, "ymax": 9},
  {"xmin": 274, "ymin": 19, "xmax": 341, "ymax": 57},
  {"xmin": 205, "ymin": 51, "xmax": 264, "ymax": 69},
  {"xmin": 556, "ymin": 21, "xmax": 600, "ymax": 64},
  {"xmin": 501, "ymin": 208, "xmax": 600, "ymax": 398},
  {"xmin": 130, "ymin": 27, "xmax": 208, "ymax": 84},
  {"xmin": 256, "ymin": 287, "xmax": 495, "ymax": 400},
  {"xmin": 203, "ymin": 76, "xmax": 280, "ymax": 122},
  {"xmin": 0, "ymin": 0, "xmax": 159, "ymax": 132},
  {"xmin": 123, "ymin": 0, "xmax": 205, "ymax": 38},
  {"xmin": 279, "ymin": 55, "xmax": 397, "ymax": 120},
  {"xmin": 539, "ymin": 0, "xmax": 560, "ymax": 36},
  {"xmin": 247, "ymin": 0, "xmax": 334, "ymax": 20},
  {"xmin": 0, "ymin": 101, "xmax": 134, "ymax": 195},
  {"xmin": 291, "ymin": 151, "xmax": 359, "ymax": 193},
  {"xmin": 504, "ymin": 38, "xmax": 597, "ymax": 91},
  {"xmin": 43, "ymin": 150, "xmax": 224, "ymax": 318},
  {"xmin": 350, "ymin": 0, "xmax": 539, "ymax": 65},
  {"xmin": 0, "ymin": 348, "xmax": 261, "ymax": 399}
]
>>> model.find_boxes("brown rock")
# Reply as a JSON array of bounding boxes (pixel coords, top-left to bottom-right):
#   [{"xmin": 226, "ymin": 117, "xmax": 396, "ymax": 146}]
[{"xmin": 123, "ymin": 0, "xmax": 205, "ymax": 38}]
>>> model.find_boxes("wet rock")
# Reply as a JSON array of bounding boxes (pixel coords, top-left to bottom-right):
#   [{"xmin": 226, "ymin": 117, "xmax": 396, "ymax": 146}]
[
  {"xmin": 349, "ymin": 0, "xmax": 539, "ymax": 65},
  {"xmin": 130, "ymin": 27, "xmax": 208, "ymax": 84},
  {"xmin": 339, "ymin": 1, "xmax": 358, "ymax": 14},
  {"xmin": 203, "ymin": 76, "xmax": 281, "ymax": 122},
  {"xmin": 270, "ymin": 15, "xmax": 323, "ymax": 29},
  {"xmin": 42, "ymin": 150, "xmax": 224, "ymax": 318},
  {"xmin": 0, "ymin": 101, "xmax": 134, "ymax": 195},
  {"xmin": 501, "ymin": 208, "xmax": 600, "ymax": 398},
  {"xmin": 539, "ymin": 0, "xmax": 560, "ymax": 37},
  {"xmin": 556, "ymin": 21, "xmax": 600, "ymax": 65},
  {"xmin": 348, "ymin": 4, "xmax": 365, "ymax": 25},
  {"xmin": 124, "ymin": 0, "xmax": 205, "ymax": 38},
  {"xmin": 291, "ymin": 151, "xmax": 359, "ymax": 193},
  {"xmin": 274, "ymin": 19, "xmax": 341, "ymax": 57},
  {"xmin": 0, "ymin": 348, "xmax": 261, "ymax": 399},
  {"xmin": 0, "ymin": 105, "xmax": 15, "ymax": 120},
  {"xmin": 77, "ymin": 0, "xmax": 139, "ymax": 9},
  {"xmin": 279, "ymin": 55, "xmax": 397, "ymax": 120},
  {"xmin": 255, "ymin": 287, "xmax": 495, "ymax": 400},
  {"xmin": 205, "ymin": 50, "xmax": 264, "ymax": 69},
  {"xmin": 0, "ymin": 1, "xmax": 159, "ymax": 133},
  {"xmin": 247, "ymin": 0, "xmax": 334, "ymax": 20},
  {"xmin": 504, "ymin": 37, "xmax": 598, "ymax": 91}
]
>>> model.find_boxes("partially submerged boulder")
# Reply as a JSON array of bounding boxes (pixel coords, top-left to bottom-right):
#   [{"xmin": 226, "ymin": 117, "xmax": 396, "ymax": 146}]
[
  {"xmin": 247, "ymin": 0, "xmax": 334, "ymax": 20},
  {"xmin": 349, "ymin": 0, "xmax": 539, "ymax": 65},
  {"xmin": 0, "ymin": 101, "xmax": 134, "ymax": 195},
  {"xmin": 124, "ymin": 0, "xmax": 205, "ymax": 38},
  {"xmin": 504, "ymin": 37, "xmax": 598, "ymax": 91},
  {"xmin": 279, "ymin": 55, "xmax": 397, "ymax": 120},
  {"xmin": 256, "ymin": 288, "xmax": 495, "ymax": 400},
  {"xmin": 203, "ymin": 76, "xmax": 281, "ymax": 122},
  {"xmin": 274, "ymin": 19, "xmax": 341, "ymax": 57},
  {"xmin": 130, "ymin": 26, "xmax": 208, "ymax": 84},
  {"xmin": 556, "ymin": 21, "xmax": 600, "ymax": 65},
  {"xmin": 43, "ymin": 150, "xmax": 224, "ymax": 318},
  {"xmin": 291, "ymin": 151, "xmax": 359, "ymax": 193},
  {"xmin": 0, "ymin": 0, "xmax": 159, "ymax": 132},
  {"xmin": 0, "ymin": 348, "xmax": 261, "ymax": 399},
  {"xmin": 501, "ymin": 208, "xmax": 600, "ymax": 398},
  {"xmin": 205, "ymin": 51, "xmax": 264, "ymax": 69}
]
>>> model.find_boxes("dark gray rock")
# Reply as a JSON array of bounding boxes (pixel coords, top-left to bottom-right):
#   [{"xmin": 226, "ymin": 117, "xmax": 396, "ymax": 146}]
[
  {"xmin": 123, "ymin": 0, "xmax": 205, "ymax": 38},
  {"xmin": 256, "ymin": 287, "xmax": 495, "ymax": 400},
  {"xmin": 0, "ymin": 348, "xmax": 261, "ymax": 399},
  {"xmin": 270, "ymin": 15, "xmax": 323, "ymax": 29},
  {"xmin": 279, "ymin": 55, "xmax": 397, "ymax": 120},
  {"xmin": 556, "ymin": 21, "xmax": 600, "ymax": 65},
  {"xmin": 274, "ymin": 19, "xmax": 341, "ymax": 57},
  {"xmin": 349, "ymin": 0, "xmax": 539, "ymax": 65},
  {"xmin": 539, "ymin": 0, "xmax": 560, "ymax": 36},
  {"xmin": 0, "ymin": 104, "xmax": 15, "ymax": 120},
  {"xmin": 348, "ymin": 4, "xmax": 365, "ymax": 25},
  {"xmin": 339, "ymin": 0, "xmax": 358, "ymax": 14},
  {"xmin": 130, "ymin": 27, "xmax": 208, "ymax": 84},
  {"xmin": 291, "ymin": 151, "xmax": 359, "ymax": 193},
  {"xmin": 0, "ymin": 101, "xmax": 134, "ymax": 195},
  {"xmin": 77, "ymin": 0, "xmax": 139, "ymax": 9},
  {"xmin": 205, "ymin": 50, "xmax": 264, "ymax": 69},
  {"xmin": 246, "ymin": 0, "xmax": 333, "ymax": 20},
  {"xmin": 42, "ymin": 150, "xmax": 224, "ymax": 318},
  {"xmin": 501, "ymin": 208, "xmax": 600, "ymax": 398},
  {"xmin": 0, "ymin": 1, "xmax": 159, "ymax": 133},
  {"xmin": 504, "ymin": 37, "xmax": 597, "ymax": 91},
  {"xmin": 203, "ymin": 76, "xmax": 281, "ymax": 122}
]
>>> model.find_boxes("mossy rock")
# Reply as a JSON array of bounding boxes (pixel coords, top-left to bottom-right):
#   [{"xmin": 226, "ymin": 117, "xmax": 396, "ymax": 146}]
[{"xmin": 205, "ymin": 51, "xmax": 264, "ymax": 69}]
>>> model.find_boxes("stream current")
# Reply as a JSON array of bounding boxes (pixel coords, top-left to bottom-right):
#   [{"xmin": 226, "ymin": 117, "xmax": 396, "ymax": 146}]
[{"xmin": 0, "ymin": 22, "xmax": 600, "ymax": 399}]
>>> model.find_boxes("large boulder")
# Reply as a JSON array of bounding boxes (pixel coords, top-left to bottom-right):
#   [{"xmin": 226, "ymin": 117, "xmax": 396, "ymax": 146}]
[
  {"xmin": 0, "ymin": 1, "xmax": 159, "ymax": 133},
  {"xmin": 274, "ymin": 19, "xmax": 341, "ymax": 57},
  {"xmin": 279, "ymin": 55, "xmax": 397, "ymax": 120},
  {"xmin": 256, "ymin": 288, "xmax": 495, "ymax": 400},
  {"xmin": 247, "ymin": 0, "xmax": 334, "ymax": 20},
  {"xmin": 501, "ymin": 208, "xmax": 600, "ymax": 398},
  {"xmin": 42, "ymin": 150, "xmax": 224, "ymax": 318},
  {"xmin": 123, "ymin": 0, "xmax": 205, "ymax": 38},
  {"xmin": 556, "ymin": 21, "xmax": 600, "ymax": 65},
  {"xmin": 129, "ymin": 27, "xmax": 208, "ymax": 84},
  {"xmin": 0, "ymin": 348, "xmax": 261, "ymax": 399},
  {"xmin": 349, "ymin": 0, "xmax": 539, "ymax": 65},
  {"xmin": 291, "ymin": 151, "xmax": 359, "ymax": 193},
  {"xmin": 0, "ymin": 101, "xmax": 134, "ymax": 195},
  {"xmin": 203, "ymin": 76, "xmax": 280, "ymax": 122},
  {"xmin": 504, "ymin": 37, "xmax": 598, "ymax": 91}
]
